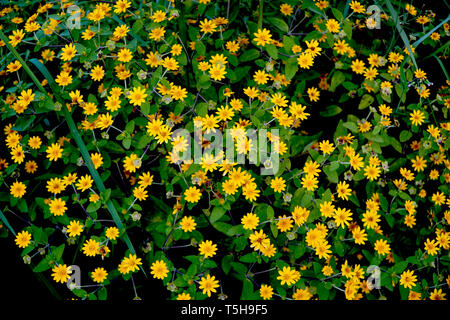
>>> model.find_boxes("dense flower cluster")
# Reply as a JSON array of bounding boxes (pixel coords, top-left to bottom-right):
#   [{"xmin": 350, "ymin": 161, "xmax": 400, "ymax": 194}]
[{"xmin": 0, "ymin": 0, "xmax": 449, "ymax": 301}]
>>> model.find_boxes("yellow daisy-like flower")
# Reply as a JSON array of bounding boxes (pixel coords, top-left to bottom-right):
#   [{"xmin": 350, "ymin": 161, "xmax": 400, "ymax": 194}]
[
  {"xmin": 128, "ymin": 86, "xmax": 148, "ymax": 106},
  {"xmin": 180, "ymin": 216, "xmax": 197, "ymax": 232},
  {"xmin": 91, "ymin": 267, "xmax": 108, "ymax": 283},
  {"xmin": 49, "ymin": 198, "xmax": 67, "ymax": 216},
  {"xmin": 15, "ymin": 230, "xmax": 32, "ymax": 248},
  {"xmin": 75, "ymin": 174, "xmax": 94, "ymax": 192},
  {"xmin": 51, "ymin": 264, "xmax": 72, "ymax": 284},
  {"xmin": 67, "ymin": 220, "xmax": 84, "ymax": 237},
  {"xmin": 199, "ymin": 274, "xmax": 220, "ymax": 297},
  {"xmin": 253, "ymin": 28, "xmax": 272, "ymax": 46},
  {"xmin": 10, "ymin": 181, "xmax": 27, "ymax": 198},
  {"xmin": 117, "ymin": 48, "xmax": 133, "ymax": 63},
  {"xmin": 150, "ymin": 260, "xmax": 169, "ymax": 280},
  {"xmin": 46, "ymin": 143, "xmax": 63, "ymax": 162},
  {"xmin": 91, "ymin": 65, "xmax": 105, "ymax": 82},
  {"xmin": 241, "ymin": 212, "xmax": 259, "ymax": 230},
  {"xmin": 106, "ymin": 227, "xmax": 120, "ymax": 240},
  {"xmin": 60, "ymin": 43, "xmax": 77, "ymax": 61},
  {"xmin": 83, "ymin": 238, "xmax": 100, "ymax": 257},
  {"xmin": 199, "ymin": 240, "xmax": 218, "ymax": 258},
  {"xmin": 184, "ymin": 186, "xmax": 202, "ymax": 203}
]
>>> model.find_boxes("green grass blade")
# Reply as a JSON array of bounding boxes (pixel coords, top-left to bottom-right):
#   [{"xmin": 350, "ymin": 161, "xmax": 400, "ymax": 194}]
[
  {"xmin": 0, "ymin": 208, "xmax": 16, "ymax": 236},
  {"xmin": 432, "ymin": 55, "xmax": 450, "ymax": 82},
  {"xmin": 258, "ymin": 0, "xmax": 263, "ymax": 29},
  {"xmin": 384, "ymin": 0, "xmax": 418, "ymax": 70}
]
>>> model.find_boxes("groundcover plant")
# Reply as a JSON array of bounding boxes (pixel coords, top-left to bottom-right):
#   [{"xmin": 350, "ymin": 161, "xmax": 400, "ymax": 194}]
[{"xmin": 0, "ymin": 0, "xmax": 449, "ymax": 301}]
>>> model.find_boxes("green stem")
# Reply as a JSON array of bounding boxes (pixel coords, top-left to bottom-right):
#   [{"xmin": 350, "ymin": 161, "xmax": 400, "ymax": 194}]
[{"xmin": 258, "ymin": 0, "xmax": 263, "ymax": 30}]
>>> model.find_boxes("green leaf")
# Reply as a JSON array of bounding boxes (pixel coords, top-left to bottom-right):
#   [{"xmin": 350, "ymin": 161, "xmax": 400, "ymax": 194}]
[
  {"xmin": 359, "ymin": 94, "xmax": 374, "ymax": 109},
  {"xmin": 285, "ymin": 57, "xmax": 298, "ymax": 81},
  {"xmin": 399, "ymin": 130, "xmax": 412, "ymax": 142},
  {"xmin": 329, "ymin": 71, "xmax": 346, "ymax": 92},
  {"xmin": 320, "ymin": 105, "xmax": 342, "ymax": 117},
  {"xmin": 266, "ymin": 44, "xmax": 278, "ymax": 59},
  {"xmin": 239, "ymin": 49, "xmax": 260, "ymax": 62},
  {"xmin": 268, "ymin": 17, "xmax": 289, "ymax": 33},
  {"xmin": 210, "ymin": 207, "xmax": 226, "ymax": 224},
  {"xmin": 33, "ymin": 255, "xmax": 52, "ymax": 272}
]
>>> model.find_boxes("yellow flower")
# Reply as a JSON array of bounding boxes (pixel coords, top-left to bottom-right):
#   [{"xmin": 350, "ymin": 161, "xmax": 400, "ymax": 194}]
[
  {"xmin": 374, "ymin": 239, "xmax": 391, "ymax": 255},
  {"xmin": 326, "ymin": 19, "xmax": 340, "ymax": 33},
  {"xmin": 400, "ymin": 270, "xmax": 417, "ymax": 289},
  {"xmin": 52, "ymin": 264, "xmax": 71, "ymax": 284},
  {"xmin": 15, "ymin": 230, "xmax": 32, "ymax": 248},
  {"xmin": 199, "ymin": 19, "xmax": 217, "ymax": 34},
  {"xmin": 270, "ymin": 176, "xmax": 286, "ymax": 193},
  {"xmin": 83, "ymin": 238, "xmax": 100, "ymax": 257},
  {"xmin": 91, "ymin": 267, "xmax": 108, "ymax": 283},
  {"xmin": 409, "ymin": 109, "xmax": 425, "ymax": 126},
  {"xmin": 334, "ymin": 207, "xmax": 353, "ymax": 228},
  {"xmin": 90, "ymin": 65, "xmax": 105, "ymax": 81},
  {"xmin": 123, "ymin": 153, "xmax": 141, "ymax": 173},
  {"xmin": 209, "ymin": 64, "xmax": 226, "ymax": 81},
  {"xmin": 55, "ymin": 71, "xmax": 72, "ymax": 86},
  {"xmin": 67, "ymin": 220, "xmax": 84, "ymax": 237},
  {"xmin": 184, "ymin": 186, "xmax": 202, "ymax": 203},
  {"xmin": 151, "ymin": 260, "xmax": 169, "ymax": 280},
  {"xmin": 10, "ymin": 181, "xmax": 26, "ymax": 198},
  {"xmin": 277, "ymin": 266, "xmax": 300, "ymax": 286},
  {"xmin": 76, "ymin": 174, "xmax": 93, "ymax": 192},
  {"xmin": 241, "ymin": 213, "xmax": 259, "ymax": 230},
  {"xmin": 117, "ymin": 48, "xmax": 133, "ymax": 63},
  {"xmin": 49, "ymin": 198, "xmax": 67, "ymax": 216},
  {"xmin": 60, "ymin": 43, "xmax": 77, "ymax": 61},
  {"xmin": 253, "ymin": 28, "xmax": 272, "ymax": 46},
  {"xmin": 260, "ymin": 284, "xmax": 274, "ymax": 300},
  {"xmin": 199, "ymin": 240, "xmax": 217, "ymax": 258},
  {"xmin": 128, "ymin": 86, "xmax": 148, "ymax": 106},
  {"xmin": 106, "ymin": 227, "xmax": 120, "ymax": 240},
  {"xmin": 180, "ymin": 216, "xmax": 197, "ymax": 232},
  {"xmin": 199, "ymin": 274, "xmax": 220, "ymax": 297},
  {"xmin": 114, "ymin": 0, "xmax": 131, "ymax": 14}
]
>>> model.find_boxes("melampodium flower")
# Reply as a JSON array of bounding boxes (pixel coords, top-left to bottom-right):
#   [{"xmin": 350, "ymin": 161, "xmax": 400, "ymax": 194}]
[
  {"xmin": 253, "ymin": 28, "xmax": 272, "ymax": 46},
  {"xmin": 199, "ymin": 240, "xmax": 218, "ymax": 258},
  {"xmin": 76, "ymin": 175, "xmax": 93, "ymax": 192},
  {"xmin": 91, "ymin": 65, "xmax": 105, "ymax": 81},
  {"xmin": 241, "ymin": 213, "xmax": 259, "ymax": 230},
  {"xmin": 334, "ymin": 207, "xmax": 353, "ymax": 228},
  {"xmin": 52, "ymin": 264, "xmax": 71, "ymax": 283},
  {"xmin": 123, "ymin": 153, "xmax": 141, "ymax": 173},
  {"xmin": 180, "ymin": 216, "xmax": 197, "ymax": 232},
  {"xmin": 199, "ymin": 274, "xmax": 220, "ymax": 297},
  {"xmin": 49, "ymin": 198, "xmax": 67, "ymax": 216},
  {"xmin": 128, "ymin": 86, "xmax": 148, "ymax": 106},
  {"xmin": 91, "ymin": 267, "xmax": 108, "ymax": 283},
  {"xmin": 277, "ymin": 266, "xmax": 300, "ymax": 286},
  {"xmin": 105, "ymin": 227, "xmax": 120, "ymax": 240},
  {"xmin": 83, "ymin": 239, "xmax": 100, "ymax": 257},
  {"xmin": 400, "ymin": 270, "xmax": 417, "ymax": 289},
  {"xmin": 15, "ymin": 230, "xmax": 32, "ymax": 248},
  {"xmin": 67, "ymin": 220, "xmax": 84, "ymax": 237},
  {"xmin": 374, "ymin": 239, "xmax": 391, "ymax": 255},
  {"xmin": 46, "ymin": 143, "xmax": 63, "ymax": 161},
  {"xmin": 117, "ymin": 48, "xmax": 133, "ymax": 62},
  {"xmin": 10, "ymin": 181, "xmax": 26, "ymax": 198},
  {"xmin": 184, "ymin": 186, "xmax": 202, "ymax": 203},
  {"xmin": 60, "ymin": 43, "xmax": 77, "ymax": 61},
  {"xmin": 151, "ymin": 260, "xmax": 169, "ymax": 280},
  {"xmin": 260, "ymin": 284, "xmax": 274, "ymax": 300}
]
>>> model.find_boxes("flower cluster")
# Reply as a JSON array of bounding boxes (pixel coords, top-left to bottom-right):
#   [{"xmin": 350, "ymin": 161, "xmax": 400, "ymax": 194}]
[{"xmin": 0, "ymin": 0, "xmax": 449, "ymax": 301}]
